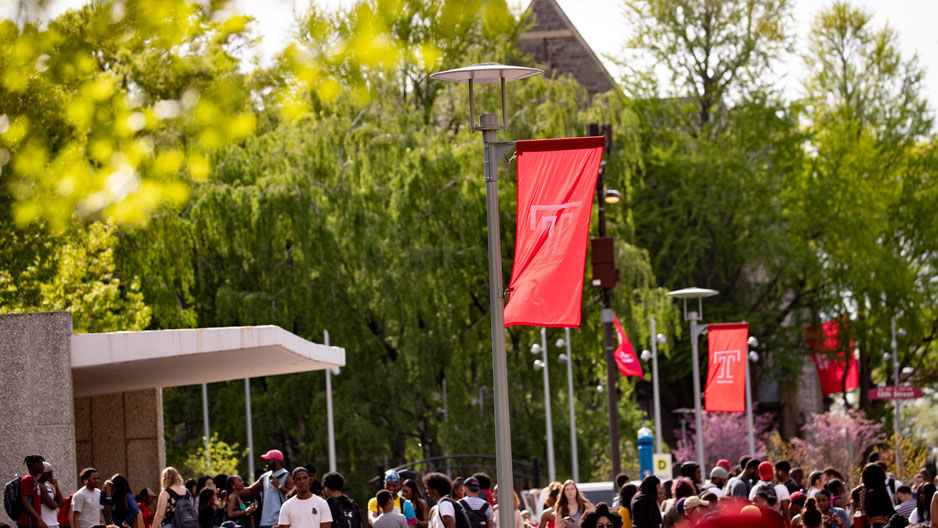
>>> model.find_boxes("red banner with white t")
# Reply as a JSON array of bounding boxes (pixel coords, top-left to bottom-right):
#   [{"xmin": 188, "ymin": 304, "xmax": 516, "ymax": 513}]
[
  {"xmin": 503, "ymin": 137, "xmax": 605, "ymax": 328},
  {"xmin": 704, "ymin": 322, "xmax": 749, "ymax": 412},
  {"xmin": 806, "ymin": 318, "xmax": 859, "ymax": 396},
  {"xmin": 613, "ymin": 313, "xmax": 643, "ymax": 377}
]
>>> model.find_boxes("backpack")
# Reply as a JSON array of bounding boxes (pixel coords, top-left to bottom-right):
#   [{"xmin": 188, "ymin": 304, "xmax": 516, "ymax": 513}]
[
  {"xmin": 327, "ymin": 495, "xmax": 362, "ymax": 528},
  {"xmin": 441, "ymin": 498, "xmax": 471, "ymax": 528},
  {"xmin": 168, "ymin": 489, "xmax": 199, "ymax": 528},
  {"xmin": 458, "ymin": 498, "xmax": 490, "ymax": 528},
  {"xmin": 58, "ymin": 493, "xmax": 75, "ymax": 526},
  {"xmin": 4, "ymin": 476, "xmax": 22, "ymax": 520},
  {"xmin": 752, "ymin": 481, "xmax": 778, "ymax": 506}
]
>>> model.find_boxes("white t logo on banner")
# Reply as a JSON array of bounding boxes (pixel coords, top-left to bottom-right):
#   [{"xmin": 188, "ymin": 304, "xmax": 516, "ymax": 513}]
[
  {"xmin": 529, "ymin": 202, "xmax": 582, "ymax": 267},
  {"xmin": 713, "ymin": 349, "xmax": 741, "ymax": 384}
]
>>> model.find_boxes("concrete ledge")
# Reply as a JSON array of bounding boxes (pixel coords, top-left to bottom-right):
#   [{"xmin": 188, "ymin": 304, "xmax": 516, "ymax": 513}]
[{"xmin": 71, "ymin": 325, "xmax": 345, "ymax": 397}]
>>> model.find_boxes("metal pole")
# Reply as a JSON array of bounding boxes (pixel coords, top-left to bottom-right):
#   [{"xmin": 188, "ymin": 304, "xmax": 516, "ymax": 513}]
[
  {"xmin": 245, "ymin": 378, "xmax": 255, "ymax": 478},
  {"xmin": 689, "ymin": 313, "xmax": 706, "ymax": 477},
  {"xmin": 564, "ymin": 328, "xmax": 579, "ymax": 482},
  {"xmin": 202, "ymin": 383, "xmax": 211, "ymax": 471},
  {"xmin": 480, "ymin": 111, "xmax": 515, "ymax": 528},
  {"xmin": 325, "ymin": 330, "xmax": 337, "ymax": 473},
  {"xmin": 650, "ymin": 317, "xmax": 663, "ymax": 453},
  {"xmin": 541, "ymin": 327, "xmax": 556, "ymax": 482},
  {"xmin": 596, "ymin": 162, "xmax": 621, "ymax": 480},
  {"xmin": 745, "ymin": 356, "xmax": 755, "ymax": 456},
  {"xmin": 891, "ymin": 317, "xmax": 902, "ymax": 477}
]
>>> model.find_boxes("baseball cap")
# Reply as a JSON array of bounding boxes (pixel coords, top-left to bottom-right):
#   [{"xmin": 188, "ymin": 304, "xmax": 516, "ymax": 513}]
[
  {"xmin": 42, "ymin": 462, "xmax": 53, "ymax": 473},
  {"xmin": 716, "ymin": 459, "xmax": 731, "ymax": 471},
  {"xmin": 464, "ymin": 477, "xmax": 480, "ymax": 491},
  {"xmin": 140, "ymin": 488, "xmax": 158, "ymax": 498},
  {"xmin": 260, "ymin": 449, "xmax": 284, "ymax": 461},
  {"xmin": 384, "ymin": 470, "xmax": 401, "ymax": 483},
  {"xmin": 740, "ymin": 505, "xmax": 762, "ymax": 518},
  {"xmin": 710, "ymin": 467, "xmax": 728, "ymax": 480},
  {"xmin": 676, "ymin": 497, "xmax": 687, "ymax": 514},
  {"xmin": 758, "ymin": 461, "xmax": 774, "ymax": 481},
  {"xmin": 684, "ymin": 496, "xmax": 709, "ymax": 511},
  {"xmin": 790, "ymin": 491, "xmax": 806, "ymax": 504}
]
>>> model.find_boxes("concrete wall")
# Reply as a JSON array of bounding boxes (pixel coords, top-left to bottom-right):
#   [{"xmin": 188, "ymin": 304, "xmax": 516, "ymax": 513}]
[
  {"xmin": 74, "ymin": 389, "xmax": 165, "ymax": 492},
  {"xmin": 0, "ymin": 311, "xmax": 78, "ymax": 523}
]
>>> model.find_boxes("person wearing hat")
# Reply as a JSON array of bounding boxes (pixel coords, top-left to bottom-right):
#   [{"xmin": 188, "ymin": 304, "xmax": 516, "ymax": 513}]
[
  {"xmin": 749, "ymin": 461, "xmax": 790, "ymax": 517},
  {"xmin": 457, "ymin": 478, "xmax": 493, "ymax": 528},
  {"xmin": 705, "ymin": 467, "xmax": 728, "ymax": 498},
  {"xmin": 38, "ymin": 462, "xmax": 63, "ymax": 528},
  {"xmin": 239, "ymin": 449, "xmax": 293, "ymax": 528},
  {"xmin": 135, "ymin": 488, "xmax": 158, "ymax": 528},
  {"xmin": 682, "ymin": 496, "xmax": 709, "ymax": 523},
  {"xmin": 367, "ymin": 471, "xmax": 416, "ymax": 528}
]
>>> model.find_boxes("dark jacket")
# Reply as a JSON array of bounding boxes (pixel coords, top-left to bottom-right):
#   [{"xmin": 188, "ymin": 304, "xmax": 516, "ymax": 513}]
[{"xmin": 630, "ymin": 492, "xmax": 662, "ymax": 528}]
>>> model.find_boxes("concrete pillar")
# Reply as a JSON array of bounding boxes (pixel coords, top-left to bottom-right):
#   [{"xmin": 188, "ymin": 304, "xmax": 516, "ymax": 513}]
[
  {"xmin": 0, "ymin": 311, "xmax": 78, "ymax": 522},
  {"xmin": 73, "ymin": 389, "xmax": 165, "ymax": 492}
]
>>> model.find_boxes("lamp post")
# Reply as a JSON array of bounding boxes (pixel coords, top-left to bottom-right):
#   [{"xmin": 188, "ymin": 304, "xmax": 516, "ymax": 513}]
[
  {"xmin": 430, "ymin": 63, "xmax": 542, "ymax": 528},
  {"xmin": 746, "ymin": 336, "xmax": 759, "ymax": 457},
  {"xmin": 587, "ymin": 122, "xmax": 623, "ymax": 479},
  {"xmin": 245, "ymin": 378, "xmax": 254, "ymax": 478},
  {"xmin": 640, "ymin": 318, "xmax": 667, "ymax": 453},
  {"xmin": 325, "ymin": 330, "xmax": 339, "ymax": 473},
  {"xmin": 202, "ymin": 383, "xmax": 211, "ymax": 471},
  {"xmin": 666, "ymin": 287, "xmax": 718, "ymax": 476},
  {"xmin": 556, "ymin": 328, "xmax": 579, "ymax": 482},
  {"xmin": 890, "ymin": 317, "xmax": 906, "ymax": 476},
  {"xmin": 532, "ymin": 328, "xmax": 556, "ymax": 483}
]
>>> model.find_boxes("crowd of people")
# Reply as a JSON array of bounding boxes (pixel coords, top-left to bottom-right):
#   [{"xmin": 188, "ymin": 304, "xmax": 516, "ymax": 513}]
[{"xmin": 6, "ymin": 450, "xmax": 938, "ymax": 528}]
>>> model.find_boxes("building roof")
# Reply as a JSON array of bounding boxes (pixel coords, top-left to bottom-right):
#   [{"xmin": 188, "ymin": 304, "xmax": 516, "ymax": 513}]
[
  {"xmin": 70, "ymin": 325, "xmax": 344, "ymax": 397},
  {"xmin": 518, "ymin": 0, "xmax": 617, "ymax": 96}
]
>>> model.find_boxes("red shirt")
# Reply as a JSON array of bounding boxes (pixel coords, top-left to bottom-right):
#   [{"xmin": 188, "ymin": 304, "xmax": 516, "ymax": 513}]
[
  {"xmin": 17, "ymin": 474, "xmax": 41, "ymax": 526},
  {"xmin": 138, "ymin": 501, "xmax": 154, "ymax": 528}
]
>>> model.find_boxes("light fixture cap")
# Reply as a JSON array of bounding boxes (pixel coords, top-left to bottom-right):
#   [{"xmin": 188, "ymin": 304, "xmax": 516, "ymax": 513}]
[
  {"xmin": 604, "ymin": 189, "xmax": 621, "ymax": 204},
  {"xmin": 430, "ymin": 63, "xmax": 543, "ymax": 84},
  {"xmin": 533, "ymin": 359, "xmax": 545, "ymax": 371},
  {"xmin": 666, "ymin": 287, "xmax": 719, "ymax": 299},
  {"xmin": 530, "ymin": 343, "xmax": 542, "ymax": 355},
  {"xmin": 640, "ymin": 349, "xmax": 652, "ymax": 361},
  {"xmin": 656, "ymin": 333, "xmax": 667, "ymax": 345}
]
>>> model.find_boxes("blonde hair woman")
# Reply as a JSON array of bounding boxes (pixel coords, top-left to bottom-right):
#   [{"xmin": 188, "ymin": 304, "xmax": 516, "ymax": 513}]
[
  {"xmin": 552, "ymin": 481, "xmax": 593, "ymax": 528},
  {"xmin": 153, "ymin": 468, "xmax": 190, "ymax": 528}
]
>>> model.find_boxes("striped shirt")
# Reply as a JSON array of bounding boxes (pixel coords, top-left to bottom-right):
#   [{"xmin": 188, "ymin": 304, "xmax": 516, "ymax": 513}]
[{"xmin": 895, "ymin": 498, "xmax": 917, "ymax": 519}]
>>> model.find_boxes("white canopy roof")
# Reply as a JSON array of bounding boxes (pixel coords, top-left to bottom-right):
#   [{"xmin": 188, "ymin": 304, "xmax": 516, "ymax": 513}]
[{"xmin": 70, "ymin": 325, "xmax": 345, "ymax": 397}]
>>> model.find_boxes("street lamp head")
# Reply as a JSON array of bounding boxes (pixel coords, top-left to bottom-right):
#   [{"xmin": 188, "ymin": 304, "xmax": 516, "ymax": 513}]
[
  {"xmin": 748, "ymin": 351, "xmax": 759, "ymax": 362},
  {"xmin": 558, "ymin": 353, "xmax": 569, "ymax": 363},
  {"xmin": 331, "ymin": 367, "xmax": 341, "ymax": 375},
  {"xmin": 656, "ymin": 333, "xmax": 667, "ymax": 345},
  {"xmin": 667, "ymin": 287, "xmax": 719, "ymax": 321},
  {"xmin": 641, "ymin": 349, "xmax": 653, "ymax": 362},
  {"xmin": 603, "ymin": 189, "xmax": 621, "ymax": 204},
  {"xmin": 747, "ymin": 336, "xmax": 759, "ymax": 348},
  {"xmin": 430, "ymin": 63, "xmax": 542, "ymax": 132},
  {"xmin": 897, "ymin": 328, "xmax": 907, "ymax": 337},
  {"xmin": 596, "ymin": 384, "xmax": 605, "ymax": 393},
  {"xmin": 533, "ymin": 359, "xmax": 545, "ymax": 371},
  {"xmin": 530, "ymin": 342, "xmax": 542, "ymax": 355},
  {"xmin": 555, "ymin": 338, "xmax": 566, "ymax": 348}
]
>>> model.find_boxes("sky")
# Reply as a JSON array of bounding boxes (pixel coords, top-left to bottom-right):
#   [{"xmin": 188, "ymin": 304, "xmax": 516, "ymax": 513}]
[{"xmin": 5, "ymin": 0, "xmax": 938, "ymax": 105}]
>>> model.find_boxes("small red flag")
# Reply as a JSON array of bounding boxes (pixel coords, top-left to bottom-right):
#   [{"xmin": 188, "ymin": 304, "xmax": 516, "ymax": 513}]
[
  {"xmin": 704, "ymin": 323, "xmax": 749, "ymax": 412},
  {"xmin": 806, "ymin": 318, "xmax": 859, "ymax": 396},
  {"xmin": 503, "ymin": 137, "xmax": 605, "ymax": 328},
  {"xmin": 613, "ymin": 314, "xmax": 642, "ymax": 377}
]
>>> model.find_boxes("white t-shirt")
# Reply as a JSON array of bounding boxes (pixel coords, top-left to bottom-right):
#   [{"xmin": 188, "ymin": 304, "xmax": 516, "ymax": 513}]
[
  {"xmin": 278, "ymin": 494, "xmax": 333, "ymax": 528},
  {"xmin": 41, "ymin": 483, "xmax": 59, "ymax": 526},
  {"xmin": 71, "ymin": 487, "xmax": 104, "ymax": 528},
  {"xmin": 429, "ymin": 500, "xmax": 456, "ymax": 528}
]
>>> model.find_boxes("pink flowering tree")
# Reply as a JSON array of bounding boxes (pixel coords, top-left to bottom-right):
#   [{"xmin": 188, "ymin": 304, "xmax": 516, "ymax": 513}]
[
  {"xmin": 673, "ymin": 409, "xmax": 773, "ymax": 469},
  {"xmin": 791, "ymin": 408, "xmax": 884, "ymax": 476}
]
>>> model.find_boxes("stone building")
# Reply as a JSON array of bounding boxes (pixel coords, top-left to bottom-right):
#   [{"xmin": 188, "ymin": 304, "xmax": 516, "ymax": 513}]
[{"xmin": 518, "ymin": 0, "xmax": 617, "ymax": 96}]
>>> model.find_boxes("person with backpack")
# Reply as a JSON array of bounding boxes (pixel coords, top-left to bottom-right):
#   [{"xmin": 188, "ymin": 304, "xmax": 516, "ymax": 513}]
[
  {"xmin": 322, "ymin": 472, "xmax": 361, "ymax": 528},
  {"xmin": 367, "ymin": 471, "xmax": 415, "ymax": 528},
  {"xmin": 422, "ymin": 473, "xmax": 459, "ymax": 528},
  {"xmin": 750, "ymin": 461, "xmax": 791, "ymax": 518},
  {"xmin": 69, "ymin": 468, "xmax": 106, "ymax": 528},
  {"xmin": 238, "ymin": 450, "xmax": 293, "ymax": 528},
  {"xmin": 153, "ymin": 467, "xmax": 197, "ymax": 528},
  {"xmin": 8, "ymin": 455, "xmax": 47, "ymax": 528},
  {"xmin": 458, "ymin": 479, "xmax": 493, "ymax": 528}
]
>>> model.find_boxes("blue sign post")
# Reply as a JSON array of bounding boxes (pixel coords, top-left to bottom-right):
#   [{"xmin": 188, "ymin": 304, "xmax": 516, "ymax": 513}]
[{"xmin": 638, "ymin": 427, "xmax": 654, "ymax": 478}]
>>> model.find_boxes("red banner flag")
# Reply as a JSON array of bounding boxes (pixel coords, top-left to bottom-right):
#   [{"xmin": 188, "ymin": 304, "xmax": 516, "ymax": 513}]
[
  {"xmin": 704, "ymin": 323, "xmax": 749, "ymax": 412},
  {"xmin": 503, "ymin": 137, "xmax": 604, "ymax": 327},
  {"xmin": 613, "ymin": 313, "xmax": 642, "ymax": 377},
  {"xmin": 806, "ymin": 319, "xmax": 859, "ymax": 396}
]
